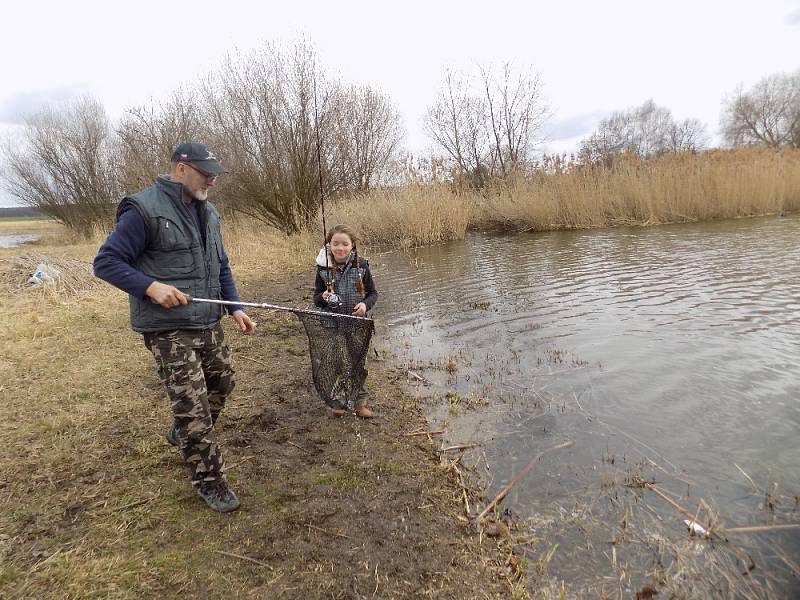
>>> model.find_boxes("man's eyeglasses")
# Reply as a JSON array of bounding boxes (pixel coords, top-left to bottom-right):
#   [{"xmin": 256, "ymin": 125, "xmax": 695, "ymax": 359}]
[{"xmin": 181, "ymin": 162, "xmax": 220, "ymax": 183}]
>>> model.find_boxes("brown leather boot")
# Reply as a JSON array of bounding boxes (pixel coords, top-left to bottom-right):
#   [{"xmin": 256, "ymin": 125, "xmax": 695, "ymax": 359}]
[{"xmin": 355, "ymin": 405, "xmax": 374, "ymax": 418}]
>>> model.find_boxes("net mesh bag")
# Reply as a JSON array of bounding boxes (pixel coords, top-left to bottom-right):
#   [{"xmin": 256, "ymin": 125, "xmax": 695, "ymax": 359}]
[{"xmin": 295, "ymin": 311, "xmax": 375, "ymax": 411}]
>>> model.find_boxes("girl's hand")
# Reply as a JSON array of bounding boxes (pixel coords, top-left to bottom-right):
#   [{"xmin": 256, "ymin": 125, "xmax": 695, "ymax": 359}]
[
  {"xmin": 352, "ymin": 302, "xmax": 367, "ymax": 317},
  {"xmin": 322, "ymin": 291, "xmax": 332, "ymax": 301}
]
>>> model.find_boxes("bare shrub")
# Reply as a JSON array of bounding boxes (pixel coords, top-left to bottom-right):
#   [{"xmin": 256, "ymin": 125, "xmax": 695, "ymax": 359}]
[
  {"xmin": 199, "ymin": 41, "xmax": 324, "ymax": 233},
  {"xmin": 115, "ymin": 88, "xmax": 208, "ymax": 192},
  {"xmin": 3, "ymin": 97, "xmax": 119, "ymax": 235},
  {"xmin": 330, "ymin": 84, "xmax": 405, "ymax": 191},
  {"xmin": 721, "ymin": 70, "xmax": 800, "ymax": 149}
]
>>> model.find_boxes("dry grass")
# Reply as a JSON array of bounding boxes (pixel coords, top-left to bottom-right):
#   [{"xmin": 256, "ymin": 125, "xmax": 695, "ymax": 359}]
[
  {"xmin": 325, "ymin": 184, "xmax": 472, "ymax": 249},
  {"xmin": 0, "ymin": 223, "xmax": 514, "ymax": 599},
  {"xmin": 308, "ymin": 148, "xmax": 800, "ymax": 243},
  {"xmin": 474, "ymin": 148, "xmax": 800, "ymax": 232},
  {"xmin": 219, "ymin": 218, "xmax": 317, "ymax": 287}
]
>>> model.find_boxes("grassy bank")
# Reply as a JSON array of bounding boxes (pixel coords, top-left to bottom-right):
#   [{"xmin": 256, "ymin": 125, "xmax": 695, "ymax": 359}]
[{"xmin": 0, "ymin": 226, "xmax": 517, "ymax": 599}]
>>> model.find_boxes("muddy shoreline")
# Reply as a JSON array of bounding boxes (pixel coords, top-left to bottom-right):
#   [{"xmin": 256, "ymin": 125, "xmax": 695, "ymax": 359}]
[
  {"xmin": 193, "ymin": 274, "xmax": 518, "ymax": 598},
  {"xmin": 0, "ymin": 263, "xmax": 523, "ymax": 599}
]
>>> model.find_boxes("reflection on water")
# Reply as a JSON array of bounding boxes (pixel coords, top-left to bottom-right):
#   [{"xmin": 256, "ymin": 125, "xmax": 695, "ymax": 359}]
[
  {"xmin": 376, "ymin": 214, "xmax": 800, "ymax": 595},
  {"xmin": 0, "ymin": 234, "xmax": 39, "ymax": 248}
]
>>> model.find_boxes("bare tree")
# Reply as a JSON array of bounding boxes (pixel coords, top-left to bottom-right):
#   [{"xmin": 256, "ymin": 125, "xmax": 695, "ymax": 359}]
[
  {"xmin": 3, "ymin": 96, "xmax": 119, "ymax": 234},
  {"xmin": 423, "ymin": 70, "xmax": 486, "ymax": 184},
  {"xmin": 480, "ymin": 63, "xmax": 550, "ymax": 177},
  {"xmin": 424, "ymin": 63, "xmax": 549, "ymax": 187},
  {"xmin": 579, "ymin": 99, "xmax": 708, "ymax": 164},
  {"xmin": 665, "ymin": 118, "xmax": 709, "ymax": 153},
  {"xmin": 720, "ymin": 70, "xmax": 800, "ymax": 149},
  {"xmin": 116, "ymin": 88, "xmax": 207, "ymax": 192},
  {"xmin": 330, "ymin": 84, "xmax": 404, "ymax": 191},
  {"xmin": 201, "ymin": 41, "xmax": 341, "ymax": 234}
]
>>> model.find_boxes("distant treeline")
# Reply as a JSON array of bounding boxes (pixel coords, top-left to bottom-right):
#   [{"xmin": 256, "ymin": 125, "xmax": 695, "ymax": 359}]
[
  {"xmin": 0, "ymin": 207, "xmax": 44, "ymax": 219},
  {"xmin": 1, "ymin": 38, "xmax": 798, "ymax": 238}
]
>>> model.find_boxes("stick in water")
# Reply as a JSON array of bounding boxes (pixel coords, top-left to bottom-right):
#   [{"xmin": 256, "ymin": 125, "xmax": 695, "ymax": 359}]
[{"xmin": 476, "ymin": 439, "xmax": 574, "ymax": 521}]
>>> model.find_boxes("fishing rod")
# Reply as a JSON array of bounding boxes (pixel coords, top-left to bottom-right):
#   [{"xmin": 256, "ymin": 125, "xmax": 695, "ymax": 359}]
[
  {"xmin": 189, "ymin": 297, "xmax": 373, "ymax": 322},
  {"xmin": 312, "ymin": 70, "xmax": 342, "ymax": 308}
]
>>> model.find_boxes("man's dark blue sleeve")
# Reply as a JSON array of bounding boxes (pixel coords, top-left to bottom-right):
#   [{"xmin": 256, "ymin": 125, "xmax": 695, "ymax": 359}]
[
  {"xmin": 93, "ymin": 205, "xmax": 155, "ymax": 299},
  {"xmin": 218, "ymin": 243, "xmax": 244, "ymax": 315}
]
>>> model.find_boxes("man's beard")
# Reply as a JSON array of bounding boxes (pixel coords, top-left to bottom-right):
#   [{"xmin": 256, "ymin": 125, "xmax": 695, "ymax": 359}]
[{"xmin": 188, "ymin": 187, "xmax": 208, "ymax": 202}]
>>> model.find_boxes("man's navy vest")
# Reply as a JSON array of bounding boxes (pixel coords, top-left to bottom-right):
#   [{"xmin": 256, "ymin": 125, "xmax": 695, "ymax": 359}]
[{"xmin": 121, "ymin": 176, "xmax": 225, "ymax": 332}]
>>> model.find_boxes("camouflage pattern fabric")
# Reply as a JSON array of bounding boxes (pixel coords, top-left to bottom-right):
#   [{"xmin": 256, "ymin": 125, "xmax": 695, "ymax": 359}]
[{"xmin": 143, "ymin": 323, "xmax": 234, "ymax": 485}]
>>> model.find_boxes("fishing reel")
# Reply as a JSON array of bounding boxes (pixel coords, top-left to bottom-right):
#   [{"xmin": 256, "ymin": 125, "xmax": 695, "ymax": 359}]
[{"xmin": 326, "ymin": 293, "xmax": 342, "ymax": 308}]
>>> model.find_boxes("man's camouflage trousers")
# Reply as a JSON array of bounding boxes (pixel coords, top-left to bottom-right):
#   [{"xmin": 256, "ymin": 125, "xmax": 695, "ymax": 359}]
[{"xmin": 143, "ymin": 323, "xmax": 235, "ymax": 486}]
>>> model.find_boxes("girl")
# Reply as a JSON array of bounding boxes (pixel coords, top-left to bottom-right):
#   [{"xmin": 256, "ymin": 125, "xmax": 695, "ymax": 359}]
[{"xmin": 313, "ymin": 224, "xmax": 378, "ymax": 418}]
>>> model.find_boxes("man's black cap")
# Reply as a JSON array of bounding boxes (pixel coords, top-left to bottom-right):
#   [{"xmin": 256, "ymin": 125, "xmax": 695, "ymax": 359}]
[{"xmin": 171, "ymin": 142, "xmax": 226, "ymax": 174}]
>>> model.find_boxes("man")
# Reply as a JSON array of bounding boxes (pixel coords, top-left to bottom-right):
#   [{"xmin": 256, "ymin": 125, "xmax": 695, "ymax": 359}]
[{"xmin": 94, "ymin": 142, "xmax": 255, "ymax": 513}]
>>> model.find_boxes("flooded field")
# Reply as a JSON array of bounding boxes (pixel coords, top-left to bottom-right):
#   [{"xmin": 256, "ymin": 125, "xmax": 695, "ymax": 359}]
[{"xmin": 376, "ymin": 214, "xmax": 800, "ymax": 597}]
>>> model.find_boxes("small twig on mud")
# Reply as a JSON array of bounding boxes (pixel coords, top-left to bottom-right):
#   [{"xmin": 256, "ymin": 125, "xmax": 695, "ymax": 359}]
[
  {"xmin": 373, "ymin": 562, "xmax": 380, "ymax": 597},
  {"xmin": 441, "ymin": 443, "xmax": 481, "ymax": 452},
  {"xmin": 402, "ymin": 429, "xmax": 446, "ymax": 437},
  {"xmin": 237, "ymin": 355, "xmax": 270, "ymax": 367},
  {"xmin": 452, "ymin": 464, "xmax": 471, "ymax": 516},
  {"xmin": 30, "ymin": 549, "xmax": 63, "ymax": 572},
  {"xmin": 225, "ymin": 455, "xmax": 256, "ymax": 471},
  {"xmin": 214, "ymin": 550, "xmax": 274, "ymax": 569},
  {"xmin": 103, "ymin": 495, "xmax": 159, "ymax": 514},
  {"xmin": 287, "ymin": 441, "xmax": 312, "ymax": 454},
  {"xmin": 304, "ymin": 523, "xmax": 352, "ymax": 540},
  {"xmin": 407, "ymin": 369, "xmax": 429, "ymax": 384},
  {"xmin": 476, "ymin": 439, "xmax": 574, "ymax": 522}
]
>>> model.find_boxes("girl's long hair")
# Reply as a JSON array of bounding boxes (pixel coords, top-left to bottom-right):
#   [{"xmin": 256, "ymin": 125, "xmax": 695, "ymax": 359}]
[{"xmin": 326, "ymin": 224, "xmax": 365, "ymax": 295}]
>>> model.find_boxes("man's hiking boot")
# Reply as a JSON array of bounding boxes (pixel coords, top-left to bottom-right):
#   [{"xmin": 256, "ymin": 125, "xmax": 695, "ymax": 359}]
[
  {"xmin": 165, "ymin": 425, "xmax": 180, "ymax": 447},
  {"xmin": 197, "ymin": 479, "xmax": 240, "ymax": 513}
]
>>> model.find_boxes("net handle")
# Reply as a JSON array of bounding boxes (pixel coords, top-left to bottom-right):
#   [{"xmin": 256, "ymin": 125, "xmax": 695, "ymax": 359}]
[{"xmin": 188, "ymin": 296, "xmax": 374, "ymax": 322}]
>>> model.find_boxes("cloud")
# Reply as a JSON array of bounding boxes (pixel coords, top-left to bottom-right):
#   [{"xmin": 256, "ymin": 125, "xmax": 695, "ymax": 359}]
[
  {"xmin": 786, "ymin": 8, "xmax": 800, "ymax": 24},
  {"xmin": 545, "ymin": 111, "xmax": 607, "ymax": 142},
  {"xmin": 0, "ymin": 84, "xmax": 91, "ymax": 124}
]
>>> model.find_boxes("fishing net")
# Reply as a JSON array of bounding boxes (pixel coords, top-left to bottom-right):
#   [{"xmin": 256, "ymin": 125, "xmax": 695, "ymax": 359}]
[
  {"xmin": 189, "ymin": 297, "xmax": 374, "ymax": 411},
  {"xmin": 295, "ymin": 311, "xmax": 374, "ymax": 411}
]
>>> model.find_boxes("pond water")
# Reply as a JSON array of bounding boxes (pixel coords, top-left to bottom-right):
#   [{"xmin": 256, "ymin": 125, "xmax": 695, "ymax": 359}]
[
  {"xmin": 0, "ymin": 234, "xmax": 39, "ymax": 248},
  {"xmin": 376, "ymin": 214, "xmax": 800, "ymax": 596}
]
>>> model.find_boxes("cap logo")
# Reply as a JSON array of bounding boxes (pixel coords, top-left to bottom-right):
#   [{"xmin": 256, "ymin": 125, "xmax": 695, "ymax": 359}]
[
  {"xmin": 180, "ymin": 153, "xmax": 188, "ymax": 159},
  {"xmin": 206, "ymin": 151, "xmax": 216, "ymax": 160}
]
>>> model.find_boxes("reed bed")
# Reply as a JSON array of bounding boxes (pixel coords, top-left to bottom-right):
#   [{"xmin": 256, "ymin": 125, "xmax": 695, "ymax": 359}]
[
  {"xmin": 278, "ymin": 148, "xmax": 800, "ymax": 247},
  {"xmin": 324, "ymin": 184, "xmax": 472, "ymax": 249},
  {"xmin": 474, "ymin": 148, "xmax": 800, "ymax": 232}
]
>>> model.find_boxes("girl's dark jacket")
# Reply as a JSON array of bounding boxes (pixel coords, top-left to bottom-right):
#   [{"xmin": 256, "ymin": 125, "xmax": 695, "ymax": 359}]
[{"xmin": 313, "ymin": 248, "xmax": 378, "ymax": 312}]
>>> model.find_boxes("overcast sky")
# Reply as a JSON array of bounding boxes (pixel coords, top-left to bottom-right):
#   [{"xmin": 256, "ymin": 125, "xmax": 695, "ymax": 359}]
[{"xmin": 1, "ymin": 0, "xmax": 799, "ymax": 206}]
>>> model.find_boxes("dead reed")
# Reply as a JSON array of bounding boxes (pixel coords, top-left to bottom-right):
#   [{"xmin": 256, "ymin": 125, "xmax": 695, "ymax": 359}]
[
  {"xmin": 324, "ymin": 184, "xmax": 472, "ymax": 249},
  {"xmin": 474, "ymin": 148, "xmax": 800, "ymax": 232}
]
